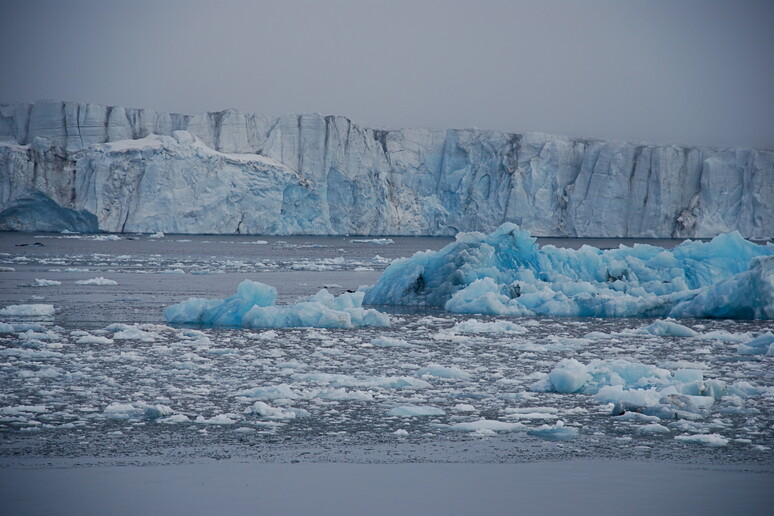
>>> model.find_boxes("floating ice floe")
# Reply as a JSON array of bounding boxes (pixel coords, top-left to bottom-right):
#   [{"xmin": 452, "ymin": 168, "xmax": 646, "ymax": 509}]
[
  {"xmin": 350, "ymin": 238, "xmax": 394, "ymax": 245},
  {"xmin": 103, "ymin": 402, "xmax": 175, "ymax": 420},
  {"xmin": 31, "ymin": 278, "xmax": 61, "ymax": 287},
  {"xmin": 371, "ymin": 336, "xmax": 414, "ymax": 347},
  {"xmin": 164, "ymin": 280, "xmax": 390, "ymax": 328},
  {"xmin": 75, "ymin": 277, "xmax": 118, "ymax": 286},
  {"xmin": 737, "ymin": 332, "xmax": 774, "ymax": 355},
  {"xmin": 533, "ymin": 358, "xmax": 727, "ymax": 421},
  {"xmin": 388, "ymin": 405, "xmax": 446, "ymax": 417},
  {"xmin": 364, "ymin": 223, "xmax": 774, "ymax": 319},
  {"xmin": 0, "ymin": 304, "xmax": 55, "ymax": 316},
  {"xmin": 451, "ymin": 319, "xmax": 529, "ymax": 334}
]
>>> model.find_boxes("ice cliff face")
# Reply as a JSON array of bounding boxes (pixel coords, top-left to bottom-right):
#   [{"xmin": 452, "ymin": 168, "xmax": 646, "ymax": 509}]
[{"xmin": 1, "ymin": 100, "xmax": 772, "ymax": 237}]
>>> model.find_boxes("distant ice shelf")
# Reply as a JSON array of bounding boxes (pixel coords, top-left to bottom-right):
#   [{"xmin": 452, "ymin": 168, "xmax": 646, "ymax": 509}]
[{"xmin": 1, "ymin": 100, "xmax": 773, "ymax": 237}]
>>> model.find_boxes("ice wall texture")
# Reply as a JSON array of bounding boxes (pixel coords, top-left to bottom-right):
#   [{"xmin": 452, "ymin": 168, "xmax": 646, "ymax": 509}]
[{"xmin": 1, "ymin": 100, "xmax": 772, "ymax": 237}]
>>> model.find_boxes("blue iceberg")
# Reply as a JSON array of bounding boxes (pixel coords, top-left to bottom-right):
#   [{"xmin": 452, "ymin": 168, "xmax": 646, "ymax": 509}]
[
  {"xmin": 363, "ymin": 223, "xmax": 774, "ymax": 319},
  {"xmin": 165, "ymin": 280, "xmax": 390, "ymax": 328}
]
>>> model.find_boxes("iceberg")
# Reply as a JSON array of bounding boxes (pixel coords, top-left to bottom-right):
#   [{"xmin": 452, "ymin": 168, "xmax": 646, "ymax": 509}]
[
  {"xmin": 2, "ymin": 100, "xmax": 773, "ymax": 238},
  {"xmin": 737, "ymin": 332, "xmax": 774, "ymax": 355},
  {"xmin": 363, "ymin": 223, "xmax": 774, "ymax": 319},
  {"xmin": 532, "ymin": 358, "xmax": 727, "ymax": 421},
  {"xmin": 164, "ymin": 280, "xmax": 390, "ymax": 329}
]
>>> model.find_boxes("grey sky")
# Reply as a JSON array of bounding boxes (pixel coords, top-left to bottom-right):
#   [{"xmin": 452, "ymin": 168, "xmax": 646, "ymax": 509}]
[{"xmin": 1, "ymin": 0, "xmax": 772, "ymax": 148}]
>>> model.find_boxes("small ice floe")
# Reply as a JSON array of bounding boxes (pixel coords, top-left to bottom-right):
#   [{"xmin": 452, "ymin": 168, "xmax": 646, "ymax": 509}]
[
  {"xmin": 75, "ymin": 277, "xmax": 118, "ymax": 286},
  {"xmin": 447, "ymin": 418, "xmax": 527, "ymax": 436},
  {"xmin": 527, "ymin": 421, "xmax": 579, "ymax": 441},
  {"xmin": 371, "ymin": 336, "xmax": 414, "ymax": 348},
  {"xmin": 633, "ymin": 319, "xmax": 698, "ymax": 337},
  {"xmin": 165, "ymin": 280, "xmax": 390, "ymax": 329},
  {"xmin": 106, "ymin": 323, "xmax": 161, "ymax": 342},
  {"xmin": 195, "ymin": 414, "xmax": 239, "ymax": 425},
  {"xmin": 503, "ymin": 407, "xmax": 559, "ymax": 420},
  {"xmin": 350, "ymin": 238, "xmax": 394, "ymax": 245},
  {"xmin": 387, "ymin": 405, "xmax": 445, "ymax": 417},
  {"xmin": 532, "ymin": 357, "xmax": 727, "ymax": 423},
  {"xmin": 103, "ymin": 402, "xmax": 175, "ymax": 420},
  {"xmin": 451, "ymin": 319, "xmax": 528, "ymax": 334},
  {"xmin": 674, "ymin": 433, "xmax": 729, "ymax": 447},
  {"xmin": 415, "ymin": 364, "xmax": 471, "ymax": 380},
  {"xmin": 148, "ymin": 231, "xmax": 165, "ymax": 238},
  {"xmin": 239, "ymin": 384, "xmax": 301, "ymax": 400},
  {"xmin": 737, "ymin": 332, "xmax": 774, "ymax": 356},
  {"xmin": 250, "ymin": 401, "xmax": 308, "ymax": 419},
  {"xmin": 31, "ymin": 278, "xmax": 61, "ymax": 287},
  {"xmin": 0, "ymin": 304, "xmax": 55, "ymax": 316},
  {"xmin": 75, "ymin": 334, "xmax": 114, "ymax": 345}
]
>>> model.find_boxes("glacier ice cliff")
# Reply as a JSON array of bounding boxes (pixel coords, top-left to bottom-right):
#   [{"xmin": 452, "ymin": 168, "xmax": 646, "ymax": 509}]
[
  {"xmin": 1, "ymin": 100, "xmax": 772, "ymax": 237},
  {"xmin": 363, "ymin": 223, "xmax": 774, "ymax": 319}
]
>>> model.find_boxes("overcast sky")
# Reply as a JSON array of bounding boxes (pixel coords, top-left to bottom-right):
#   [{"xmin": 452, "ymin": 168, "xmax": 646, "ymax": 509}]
[{"xmin": 1, "ymin": 0, "xmax": 772, "ymax": 148}]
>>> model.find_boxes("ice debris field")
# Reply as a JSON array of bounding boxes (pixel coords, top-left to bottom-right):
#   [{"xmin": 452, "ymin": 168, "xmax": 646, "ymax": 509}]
[{"xmin": 0, "ymin": 227, "xmax": 772, "ymax": 463}]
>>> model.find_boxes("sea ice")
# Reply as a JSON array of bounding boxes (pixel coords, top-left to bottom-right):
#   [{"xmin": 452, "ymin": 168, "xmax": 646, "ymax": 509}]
[
  {"xmin": 103, "ymin": 402, "xmax": 175, "ymax": 420},
  {"xmin": 634, "ymin": 320, "xmax": 698, "ymax": 337},
  {"xmin": 533, "ymin": 357, "xmax": 730, "ymax": 422},
  {"xmin": 250, "ymin": 402, "xmax": 303, "ymax": 420},
  {"xmin": 387, "ymin": 405, "xmax": 446, "ymax": 417},
  {"xmin": 526, "ymin": 421, "xmax": 579, "ymax": 441},
  {"xmin": 371, "ymin": 336, "xmax": 413, "ymax": 347},
  {"xmin": 32, "ymin": 278, "xmax": 61, "ymax": 287},
  {"xmin": 364, "ymin": 223, "xmax": 774, "ymax": 319},
  {"xmin": 75, "ymin": 277, "xmax": 118, "ymax": 286},
  {"xmin": 737, "ymin": 332, "xmax": 774, "ymax": 355},
  {"xmin": 165, "ymin": 280, "xmax": 390, "ymax": 328},
  {"xmin": 451, "ymin": 319, "xmax": 528, "ymax": 334},
  {"xmin": 0, "ymin": 304, "xmax": 55, "ymax": 316},
  {"xmin": 448, "ymin": 419, "xmax": 527, "ymax": 434},
  {"xmin": 674, "ymin": 433, "xmax": 729, "ymax": 446}
]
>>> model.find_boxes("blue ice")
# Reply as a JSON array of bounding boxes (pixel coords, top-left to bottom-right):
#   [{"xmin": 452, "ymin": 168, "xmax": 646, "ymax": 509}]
[
  {"xmin": 165, "ymin": 280, "xmax": 391, "ymax": 328},
  {"xmin": 363, "ymin": 223, "xmax": 774, "ymax": 319}
]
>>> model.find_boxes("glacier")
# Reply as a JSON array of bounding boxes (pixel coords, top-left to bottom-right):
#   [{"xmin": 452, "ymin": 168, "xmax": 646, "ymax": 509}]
[
  {"xmin": 2, "ymin": 100, "xmax": 773, "ymax": 237},
  {"xmin": 363, "ymin": 223, "xmax": 774, "ymax": 319}
]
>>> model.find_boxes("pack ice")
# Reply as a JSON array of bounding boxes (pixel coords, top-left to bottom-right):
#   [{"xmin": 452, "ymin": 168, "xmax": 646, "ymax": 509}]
[
  {"xmin": 164, "ymin": 280, "xmax": 390, "ymax": 328},
  {"xmin": 364, "ymin": 223, "xmax": 774, "ymax": 319}
]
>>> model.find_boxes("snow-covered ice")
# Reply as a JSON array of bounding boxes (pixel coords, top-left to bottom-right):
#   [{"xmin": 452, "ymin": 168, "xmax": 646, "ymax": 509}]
[{"xmin": 75, "ymin": 277, "xmax": 118, "ymax": 286}]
